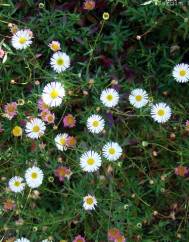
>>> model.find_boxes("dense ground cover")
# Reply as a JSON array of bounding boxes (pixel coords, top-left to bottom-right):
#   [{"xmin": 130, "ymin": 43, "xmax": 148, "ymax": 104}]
[{"xmin": 1, "ymin": 0, "xmax": 189, "ymax": 241}]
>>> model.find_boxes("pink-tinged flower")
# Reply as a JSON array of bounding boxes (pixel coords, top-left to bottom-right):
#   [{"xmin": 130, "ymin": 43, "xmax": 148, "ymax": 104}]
[
  {"xmin": 115, "ymin": 235, "xmax": 126, "ymax": 242},
  {"xmin": 48, "ymin": 41, "xmax": 61, "ymax": 52},
  {"xmin": 25, "ymin": 28, "xmax": 33, "ymax": 38},
  {"xmin": 54, "ymin": 166, "xmax": 72, "ymax": 182},
  {"xmin": 3, "ymin": 199, "xmax": 16, "ymax": 212},
  {"xmin": 40, "ymin": 110, "xmax": 50, "ymax": 121},
  {"xmin": 185, "ymin": 120, "xmax": 189, "ymax": 131},
  {"xmin": 37, "ymin": 98, "xmax": 49, "ymax": 111},
  {"xmin": 66, "ymin": 136, "xmax": 77, "ymax": 147},
  {"xmin": 83, "ymin": 0, "xmax": 95, "ymax": 10},
  {"xmin": 73, "ymin": 235, "xmax": 86, "ymax": 242},
  {"xmin": 108, "ymin": 228, "xmax": 121, "ymax": 241},
  {"xmin": 4, "ymin": 102, "xmax": 17, "ymax": 120},
  {"xmin": 175, "ymin": 166, "xmax": 189, "ymax": 177},
  {"xmin": 44, "ymin": 112, "xmax": 55, "ymax": 124},
  {"xmin": 63, "ymin": 114, "xmax": 76, "ymax": 128},
  {"xmin": 0, "ymin": 48, "xmax": 5, "ymax": 59}
]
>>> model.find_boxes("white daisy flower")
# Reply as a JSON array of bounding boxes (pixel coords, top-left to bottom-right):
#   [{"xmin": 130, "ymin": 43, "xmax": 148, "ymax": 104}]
[
  {"xmin": 151, "ymin": 103, "xmax": 172, "ymax": 123},
  {"xmin": 102, "ymin": 142, "xmax": 122, "ymax": 161},
  {"xmin": 83, "ymin": 194, "xmax": 97, "ymax": 211},
  {"xmin": 55, "ymin": 133, "xmax": 68, "ymax": 151},
  {"xmin": 42, "ymin": 82, "xmax": 65, "ymax": 107},
  {"xmin": 129, "ymin": 88, "xmax": 148, "ymax": 108},
  {"xmin": 11, "ymin": 29, "xmax": 33, "ymax": 50},
  {"xmin": 80, "ymin": 150, "xmax": 102, "ymax": 172},
  {"xmin": 25, "ymin": 118, "xmax": 46, "ymax": 139},
  {"xmin": 87, "ymin": 114, "xmax": 105, "ymax": 134},
  {"xmin": 172, "ymin": 63, "xmax": 189, "ymax": 83},
  {"xmin": 8, "ymin": 176, "xmax": 25, "ymax": 193},
  {"xmin": 25, "ymin": 166, "xmax": 44, "ymax": 188},
  {"xmin": 100, "ymin": 88, "xmax": 119, "ymax": 108},
  {"xmin": 15, "ymin": 238, "xmax": 30, "ymax": 242},
  {"xmin": 50, "ymin": 51, "xmax": 70, "ymax": 73}
]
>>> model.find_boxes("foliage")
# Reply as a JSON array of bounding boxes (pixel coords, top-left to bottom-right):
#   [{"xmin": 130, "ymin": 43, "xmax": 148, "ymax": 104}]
[{"xmin": 0, "ymin": 0, "xmax": 189, "ymax": 241}]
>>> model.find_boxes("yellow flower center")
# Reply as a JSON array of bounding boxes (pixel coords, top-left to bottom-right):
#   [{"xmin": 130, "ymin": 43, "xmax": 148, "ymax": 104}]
[
  {"xmin": 66, "ymin": 116, "xmax": 74, "ymax": 125},
  {"xmin": 31, "ymin": 172, "xmax": 38, "ymax": 179},
  {"xmin": 92, "ymin": 120, "xmax": 99, "ymax": 127},
  {"xmin": 60, "ymin": 137, "xmax": 66, "ymax": 145},
  {"xmin": 157, "ymin": 109, "xmax": 165, "ymax": 116},
  {"xmin": 86, "ymin": 197, "xmax": 94, "ymax": 205},
  {"xmin": 50, "ymin": 89, "xmax": 59, "ymax": 99},
  {"xmin": 7, "ymin": 105, "xmax": 15, "ymax": 113},
  {"xmin": 51, "ymin": 43, "xmax": 60, "ymax": 51},
  {"xmin": 12, "ymin": 126, "xmax": 22, "ymax": 137},
  {"xmin": 179, "ymin": 69, "xmax": 186, "ymax": 77},
  {"xmin": 32, "ymin": 125, "xmax": 40, "ymax": 133},
  {"xmin": 109, "ymin": 147, "xmax": 115, "ymax": 155},
  {"xmin": 87, "ymin": 158, "xmax": 95, "ymax": 165},
  {"xmin": 107, "ymin": 94, "xmax": 113, "ymax": 101},
  {"xmin": 135, "ymin": 95, "xmax": 142, "ymax": 102},
  {"xmin": 47, "ymin": 115, "xmax": 53, "ymax": 122},
  {"xmin": 56, "ymin": 58, "xmax": 64, "ymax": 66},
  {"xmin": 19, "ymin": 37, "xmax": 27, "ymax": 44},
  {"xmin": 14, "ymin": 181, "xmax": 21, "ymax": 187}
]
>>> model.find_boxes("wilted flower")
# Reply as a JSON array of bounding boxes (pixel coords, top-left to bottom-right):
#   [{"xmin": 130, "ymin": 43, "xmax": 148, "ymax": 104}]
[
  {"xmin": 4, "ymin": 237, "xmax": 16, "ymax": 242},
  {"xmin": 175, "ymin": 166, "xmax": 188, "ymax": 177},
  {"xmin": 3, "ymin": 199, "xmax": 16, "ymax": 211},
  {"xmin": 17, "ymin": 99, "xmax": 25, "ymax": 105},
  {"xmin": 63, "ymin": 114, "xmax": 76, "ymax": 128},
  {"xmin": 54, "ymin": 166, "xmax": 72, "ymax": 182},
  {"xmin": 4, "ymin": 102, "xmax": 17, "ymax": 120},
  {"xmin": 103, "ymin": 12, "xmax": 110, "ymax": 20},
  {"xmin": 8, "ymin": 22, "xmax": 18, "ymax": 34}
]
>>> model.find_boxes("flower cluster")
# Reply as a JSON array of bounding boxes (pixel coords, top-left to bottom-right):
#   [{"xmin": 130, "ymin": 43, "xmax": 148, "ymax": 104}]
[
  {"xmin": 2, "ymin": 3, "xmax": 189, "ymax": 241},
  {"xmin": 8, "ymin": 166, "xmax": 43, "ymax": 192}
]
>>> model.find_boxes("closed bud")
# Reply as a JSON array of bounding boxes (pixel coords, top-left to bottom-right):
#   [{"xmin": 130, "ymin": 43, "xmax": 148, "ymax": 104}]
[
  {"xmin": 68, "ymin": 90, "xmax": 73, "ymax": 96},
  {"xmin": 10, "ymin": 79, "xmax": 16, "ymax": 84},
  {"xmin": 111, "ymin": 79, "xmax": 118, "ymax": 85},
  {"xmin": 169, "ymin": 132, "xmax": 176, "ymax": 141},
  {"xmin": 153, "ymin": 210, "xmax": 158, "ymax": 216},
  {"xmin": 142, "ymin": 141, "xmax": 148, "ymax": 147},
  {"xmin": 83, "ymin": 90, "xmax": 88, "ymax": 96},
  {"xmin": 152, "ymin": 150, "xmax": 158, "ymax": 157},
  {"xmin": 149, "ymin": 179, "xmax": 154, "ymax": 185},
  {"xmin": 176, "ymin": 233, "xmax": 181, "ymax": 239},
  {"xmin": 162, "ymin": 91, "xmax": 168, "ymax": 96}
]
